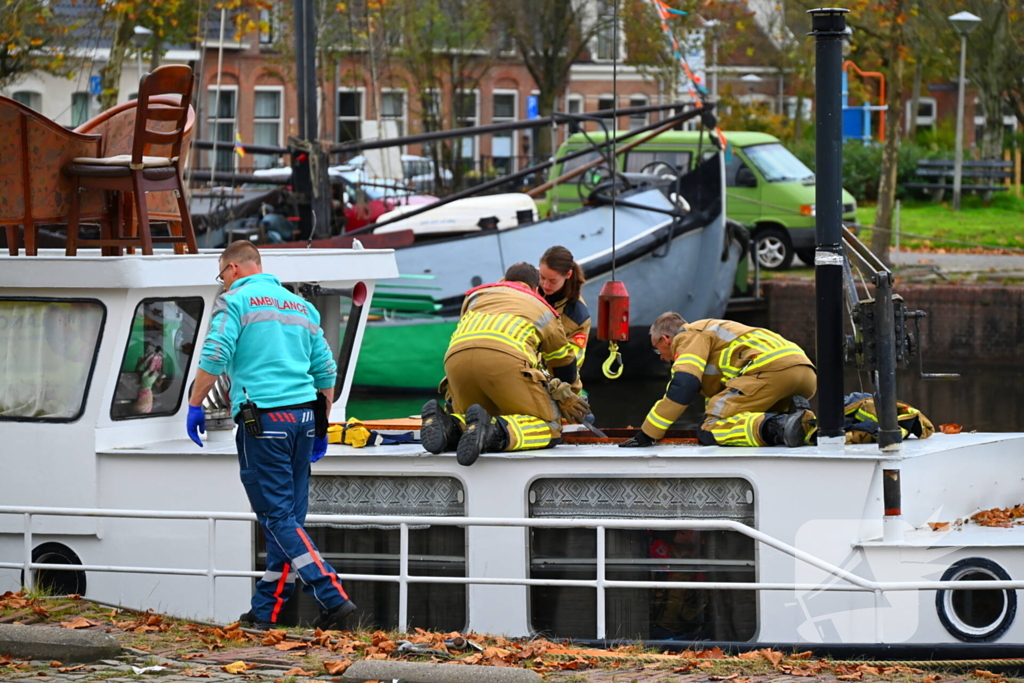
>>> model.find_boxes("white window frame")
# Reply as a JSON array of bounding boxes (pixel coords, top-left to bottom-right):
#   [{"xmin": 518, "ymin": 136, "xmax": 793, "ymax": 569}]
[
  {"xmin": 592, "ymin": 0, "xmax": 625, "ymax": 62},
  {"xmin": 785, "ymin": 96, "xmax": 813, "ymax": 123},
  {"xmin": 628, "ymin": 95, "xmax": 648, "ymax": 129},
  {"xmin": 206, "ymin": 84, "xmax": 238, "ymax": 172},
  {"xmin": 12, "ymin": 90, "xmax": 42, "ymax": 112},
  {"xmin": 454, "ymin": 89, "xmax": 480, "ymax": 161},
  {"xmin": 491, "ymin": 89, "xmax": 518, "ymax": 173},
  {"xmin": 337, "ymin": 87, "xmax": 366, "ymax": 144},
  {"xmin": 905, "ymin": 96, "xmax": 936, "ymax": 131},
  {"xmin": 252, "ymin": 85, "xmax": 284, "ymax": 169},
  {"xmin": 258, "ymin": 7, "xmax": 277, "ymax": 45},
  {"xmin": 566, "ymin": 94, "xmax": 583, "ymax": 115},
  {"xmin": 379, "ymin": 87, "xmax": 407, "ymax": 140}
]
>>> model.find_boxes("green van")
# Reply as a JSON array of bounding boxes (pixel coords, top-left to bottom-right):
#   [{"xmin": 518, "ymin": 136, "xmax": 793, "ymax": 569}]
[{"xmin": 544, "ymin": 130, "xmax": 858, "ymax": 270}]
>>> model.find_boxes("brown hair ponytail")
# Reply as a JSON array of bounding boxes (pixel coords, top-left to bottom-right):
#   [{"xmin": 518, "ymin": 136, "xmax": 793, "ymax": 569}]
[{"xmin": 541, "ymin": 245, "xmax": 585, "ymax": 303}]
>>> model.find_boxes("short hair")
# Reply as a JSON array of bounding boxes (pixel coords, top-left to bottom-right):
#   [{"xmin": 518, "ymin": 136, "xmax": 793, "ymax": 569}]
[
  {"xmin": 503, "ymin": 262, "xmax": 540, "ymax": 290},
  {"xmin": 650, "ymin": 311, "xmax": 686, "ymax": 339},
  {"xmin": 220, "ymin": 240, "xmax": 262, "ymax": 267}
]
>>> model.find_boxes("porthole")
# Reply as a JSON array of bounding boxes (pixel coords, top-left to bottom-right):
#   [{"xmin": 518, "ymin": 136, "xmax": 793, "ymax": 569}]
[
  {"xmin": 20, "ymin": 543, "xmax": 87, "ymax": 596},
  {"xmin": 936, "ymin": 558, "xmax": 1016, "ymax": 642}
]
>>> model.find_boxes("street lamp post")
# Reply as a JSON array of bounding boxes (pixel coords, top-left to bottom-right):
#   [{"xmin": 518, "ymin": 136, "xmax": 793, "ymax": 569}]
[
  {"xmin": 704, "ymin": 20, "xmax": 720, "ymax": 102},
  {"xmin": 949, "ymin": 11, "xmax": 981, "ymax": 212}
]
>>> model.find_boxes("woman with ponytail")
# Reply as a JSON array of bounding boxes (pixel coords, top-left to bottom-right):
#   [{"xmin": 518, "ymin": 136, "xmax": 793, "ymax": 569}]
[{"xmin": 539, "ymin": 246, "xmax": 591, "ymax": 391}]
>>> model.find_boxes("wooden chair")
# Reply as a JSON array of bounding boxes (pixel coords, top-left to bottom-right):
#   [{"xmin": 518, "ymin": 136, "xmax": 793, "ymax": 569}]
[
  {"xmin": 0, "ymin": 96, "xmax": 105, "ymax": 255},
  {"xmin": 73, "ymin": 95, "xmax": 196, "ymax": 253},
  {"xmin": 65, "ymin": 65, "xmax": 198, "ymax": 256}
]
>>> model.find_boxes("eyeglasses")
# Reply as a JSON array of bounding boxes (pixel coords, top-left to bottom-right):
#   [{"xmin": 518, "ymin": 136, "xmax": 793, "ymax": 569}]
[{"xmin": 216, "ymin": 263, "xmax": 231, "ymax": 284}]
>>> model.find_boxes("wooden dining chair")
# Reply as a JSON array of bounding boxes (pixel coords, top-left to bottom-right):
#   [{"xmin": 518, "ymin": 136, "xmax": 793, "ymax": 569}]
[{"xmin": 64, "ymin": 65, "xmax": 198, "ymax": 256}]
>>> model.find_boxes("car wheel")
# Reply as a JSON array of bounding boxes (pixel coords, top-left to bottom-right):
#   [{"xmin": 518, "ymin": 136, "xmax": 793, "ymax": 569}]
[
  {"xmin": 796, "ymin": 248, "xmax": 816, "ymax": 267},
  {"xmin": 754, "ymin": 227, "xmax": 794, "ymax": 270}
]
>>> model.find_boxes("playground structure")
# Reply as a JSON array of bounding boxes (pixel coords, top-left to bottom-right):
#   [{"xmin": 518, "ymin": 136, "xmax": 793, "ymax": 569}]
[{"xmin": 842, "ymin": 61, "xmax": 887, "ymax": 144}]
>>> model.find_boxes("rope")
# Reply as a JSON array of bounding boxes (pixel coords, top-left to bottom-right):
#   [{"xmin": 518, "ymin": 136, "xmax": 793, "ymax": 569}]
[
  {"xmin": 611, "ymin": 0, "xmax": 619, "ymax": 281},
  {"xmin": 863, "ymin": 223, "xmax": 1024, "ymax": 253}
]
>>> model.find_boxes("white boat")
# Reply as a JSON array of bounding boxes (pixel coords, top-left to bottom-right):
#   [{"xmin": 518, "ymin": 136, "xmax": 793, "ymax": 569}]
[
  {"xmin": 1, "ymin": 248, "xmax": 1023, "ymax": 650},
  {"xmin": 374, "ymin": 193, "xmax": 539, "ymax": 236}
]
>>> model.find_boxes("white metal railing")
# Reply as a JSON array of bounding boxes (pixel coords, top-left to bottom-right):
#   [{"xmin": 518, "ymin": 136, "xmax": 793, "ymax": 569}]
[{"xmin": 2, "ymin": 505, "xmax": 1024, "ymax": 642}]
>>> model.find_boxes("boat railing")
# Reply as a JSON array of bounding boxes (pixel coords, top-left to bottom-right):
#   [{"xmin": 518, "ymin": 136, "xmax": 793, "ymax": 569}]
[{"xmin": 3, "ymin": 505, "xmax": 1021, "ymax": 641}]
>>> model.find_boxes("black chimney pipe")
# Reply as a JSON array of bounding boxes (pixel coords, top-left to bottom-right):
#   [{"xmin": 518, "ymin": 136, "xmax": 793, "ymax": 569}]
[{"xmin": 808, "ymin": 8, "xmax": 849, "ymax": 442}]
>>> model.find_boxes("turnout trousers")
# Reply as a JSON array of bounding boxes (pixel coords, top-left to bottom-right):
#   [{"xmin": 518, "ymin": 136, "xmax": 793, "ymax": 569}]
[
  {"xmin": 700, "ymin": 365, "xmax": 817, "ymax": 447},
  {"xmin": 236, "ymin": 407, "xmax": 349, "ymax": 624},
  {"xmin": 445, "ymin": 348, "xmax": 562, "ymax": 451}
]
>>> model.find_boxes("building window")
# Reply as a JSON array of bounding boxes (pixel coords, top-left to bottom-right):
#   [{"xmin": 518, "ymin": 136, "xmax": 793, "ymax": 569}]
[
  {"xmin": 629, "ymin": 96, "xmax": 648, "ymax": 129},
  {"xmin": 71, "ymin": 92, "xmax": 91, "ymax": 128},
  {"xmin": 455, "ymin": 91, "xmax": 478, "ymax": 161},
  {"xmin": 567, "ymin": 95, "xmax": 582, "ymax": 115},
  {"xmin": 905, "ymin": 97, "xmax": 936, "ymax": 132},
  {"xmin": 528, "ymin": 477, "xmax": 757, "ymax": 641},
  {"xmin": 380, "ymin": 90, "xmax": 406, "ymax": 138},
  {"xmin": 337, "ymin": 90, "xmax": 363, "ymax": 144},
  {"xmin": 111, "ymin": 298, "xmax": 204, "ymax": 420},
  {"xmin": 492, "ymin": 92, "xmax": 517, "ymax": 175},
  {"xmin": 595, "ymin": 0, "xmax": 618, "ymax": 60},
  {"xmin": 253, "ymin": 88, "xmax": 283, "ymax": 169},
  {"xmin": 258, "ymin": 476, "xmax": 467, "ymax": 630},
  {"xmin": 258, "ymin": 7, "xmax": 275, "ymax": 44},
  {"xmin": 12, "ymin": 91, "xmax": 42, "ymax": 112},
  {"xmin": 206, "ymin": 86, "xmax": 237, "ymax": 172},
  {"xmin": 0, "ymin": 299, "xmax": 106, "ymax": 422}
]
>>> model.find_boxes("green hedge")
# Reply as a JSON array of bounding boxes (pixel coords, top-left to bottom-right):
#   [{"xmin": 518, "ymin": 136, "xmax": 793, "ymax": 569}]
[{"xmin": 788, "ymin": 140, "xmax": 949, "ymax": 202}]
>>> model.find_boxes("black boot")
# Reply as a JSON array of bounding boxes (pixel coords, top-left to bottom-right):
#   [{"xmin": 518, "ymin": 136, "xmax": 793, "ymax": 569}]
[
  {"xmin": 760, "ymin": 410, "xmax": 808, "ymax": 448},
  {"xmin": 313, "ymin": 599, "xmax": 358, "ymax": 631},
  {"xmin": 238, "ymin": 610, "xmax": 275, "ymax": 631},
  {"xmin": 420, "ymin": 400, "xmax": 461, "ymax": 454},
  {"xmin": 456, "ymin": 404, "xmax": 509, "ymax": 466}
]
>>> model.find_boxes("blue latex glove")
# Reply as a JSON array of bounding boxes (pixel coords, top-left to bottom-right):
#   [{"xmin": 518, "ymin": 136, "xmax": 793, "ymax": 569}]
[
  {"xmin": 187, "ymin": 405, "xmax": 206, "ymax": 447},
  {"xmin": 311, "ymin": 435, "xmax": 328, "ymax": 463}
]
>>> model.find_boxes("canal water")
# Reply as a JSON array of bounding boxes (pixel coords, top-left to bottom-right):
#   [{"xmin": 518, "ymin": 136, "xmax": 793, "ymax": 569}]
[{"xmin": 349, "ymin": 364, "xmax": 1024, "ymax": 433}]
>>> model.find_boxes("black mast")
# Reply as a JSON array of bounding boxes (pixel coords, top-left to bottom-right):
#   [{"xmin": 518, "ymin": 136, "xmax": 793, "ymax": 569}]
[
  {"xmin": 292, "ymin": 0, "xmax": 330, "ymax": 240},
  {"xmin": 808, "ymin": 8, "xmax": 848, "ymax": 443}
]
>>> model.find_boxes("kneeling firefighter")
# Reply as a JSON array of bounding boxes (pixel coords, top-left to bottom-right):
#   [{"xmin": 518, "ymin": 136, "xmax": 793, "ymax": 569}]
[
  {"xmin": 621, "ymin": 312, "xmax": 818, "ymax": 448},
  {"xmin": 421, "ymin": 262, "xmax": 589, "ymax": 466}
]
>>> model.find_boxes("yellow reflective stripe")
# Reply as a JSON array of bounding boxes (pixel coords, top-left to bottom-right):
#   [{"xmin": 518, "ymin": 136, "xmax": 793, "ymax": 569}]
[
  {"xmin": 646, "ymin": 407, "xmax": 673, "ymax": 430},
  {"xmin": 855, "ymin": 408, "xmax": 877, "ymax": 423},
  {"xmin": 743, "ymin": 347, "xmax": 804, "ymax": 372},
  {"xmin": 543, "ymin": 343, "xmax": 575, "ymax": 362},
  {"xmin": 575, "ymin": 346, "xmax": 587, "ymax": 368},
  {"xmin": 450, "ymin": 331, "xmax": 533, "ymax": 356},
  {"xmin": 672, "ymin": 354, "xmax": 707, "ymax": 373}
]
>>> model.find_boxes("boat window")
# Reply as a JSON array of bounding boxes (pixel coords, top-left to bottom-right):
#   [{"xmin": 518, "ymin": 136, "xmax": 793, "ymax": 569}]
[
  {"xmin": 111, "ymin": 298, "xmax": 204, "ymax": 420},
  {"xmin": 742, "ymin": 143, "xmax": 815, "ymax": 183},
  {"xmin": 625, "ymin": 151, "xmax": 692, "ymax": 175},
  {"xmin": 558, "ymin": 150, "xmax": 604, "ymax": 185},
  {"xmin": 529, "ymin": 477, "xmax": 757, "ymax": 641},
  {"xmin": 258, "ymin": 475, "xmax": 467, "ymax": 630},
  {"xmin": 0, "ymin": 299, "xmax": 106, "ymax": 422}
]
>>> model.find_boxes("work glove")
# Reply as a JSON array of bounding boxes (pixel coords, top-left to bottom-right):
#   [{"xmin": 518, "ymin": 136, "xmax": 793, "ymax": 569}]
[
  {"xmin": 186, "ymin": 405, "xmax": 206, "ymax": 447},
  {"xmin": 547, "ymin": 378, "xmax": 591, "ymax": 424},
  {"xmin": 311, "ymin": 435, "xmax": 328, "ymax": 463},
  {"xmin": 618, "ymin": 430, "xmax": 657, "ymax": 448}
]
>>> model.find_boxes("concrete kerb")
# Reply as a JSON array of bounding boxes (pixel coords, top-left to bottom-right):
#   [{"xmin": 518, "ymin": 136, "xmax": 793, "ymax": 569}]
[
  {"xmin": 0, "ymin": 623, "xmax": 122, "ymax": 662},
  {"xmin": 343, "ymin": 660, "xmax": 544, "ymax": 683}
]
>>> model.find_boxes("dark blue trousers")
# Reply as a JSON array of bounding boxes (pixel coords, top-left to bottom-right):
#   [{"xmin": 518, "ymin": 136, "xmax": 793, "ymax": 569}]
[{"xmin": 236, "ymin": 407, "xmax": 348, "ymax": 623}]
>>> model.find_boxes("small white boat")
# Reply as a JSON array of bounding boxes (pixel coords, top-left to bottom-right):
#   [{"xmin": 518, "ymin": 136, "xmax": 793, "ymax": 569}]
[{"xmin": 374, "ymin": 193, "xmax": 539, "ymax": 236}]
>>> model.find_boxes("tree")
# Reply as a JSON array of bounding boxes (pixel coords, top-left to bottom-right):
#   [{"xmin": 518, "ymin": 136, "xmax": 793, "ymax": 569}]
[
  {"xmin": 97, "ymin": 0, "xmax": 199, "ymax": 110},
  {"xmin": 495, "ymin": 0, "xmax": 612, "ymax": 162},
  {"xmin": 0, "ymin": 0, "xmax": 80, "ymax": 88}
]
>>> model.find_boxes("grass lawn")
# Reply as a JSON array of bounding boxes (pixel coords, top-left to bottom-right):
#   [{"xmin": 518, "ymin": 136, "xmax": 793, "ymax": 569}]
[{"xmin": 856, "ymin": 193, "xmax": 1024, "ymax": 251}]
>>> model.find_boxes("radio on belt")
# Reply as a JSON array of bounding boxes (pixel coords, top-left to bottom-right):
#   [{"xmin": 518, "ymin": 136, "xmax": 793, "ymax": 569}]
[{"xmin": 239, "ymin": 387, "xmax": 263, "ymax": 437}]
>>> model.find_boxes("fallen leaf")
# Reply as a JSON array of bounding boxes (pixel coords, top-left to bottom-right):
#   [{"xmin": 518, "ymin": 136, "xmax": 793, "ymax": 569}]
[
  {"xmin": 283, "ymin": 667, "xmax": 315, "ymax": 676},
  {"xmin": 709, "ymin": 674, "xmax": 738, "ymax": 681},
  {"xmin": 181, "ymin": 668, "xmax": 213, "ymax": 678},
  {"xmin": 323, "ymin": 660, "xmax": 352, "ymax": 675},
  {"xmin": 837, "ymin": 673, "xmax": 863, "ymax": 681},
  {"xmin": 760, "ymin": 650, "xmax": 784, "ymax": 666},
  {"xmin": 696, "ymin": 647, "xmax": 726, "ymax": 660},
  {"xmin": 973, "ymin": 671, "xmax": 1003, "ymax": 679},
  {"xmin": 49, "ymin": 662, "xmax": 62, "ymax": 668},
  {"xmin": 737, "ymin": 651, "xmax": 760, "ymax": 660},
  {"xmin": 929, "ymin": 522, "xmax": 951, "ymax": 531},
  {"xmin": 924, "ymin": 676, "xmax": 942, "ymax": 683},
  {"xmin": 789, "ymin": 651, "xmax": 814, "ymax": 660},
  {"xmin": 672, "ymin": 664, "xmax": 696, "ymax": 673},
  {"xmin": 183, "ymin": 653, "xmax": 205, "ymax": 660},
  {"xmin": 60, "ymin": 617, "xmax": 92, "ymax": 629},
  {"xmin": 56, "ymin": 665, "xmax": 86, "ymax": 673},
  {"xmin": 222, "ymin": 661, "xmax": 256, "ymax": 674},
  {"xmin": 940, "ymin": 423, "xmax": 962, "ymax": 434},
  {"xmin": 274, "ymin": 641, "xmax": 308, "ymax": 651},
  {"xmin": 0, "ymin": 655, "xmax": 11, "ymax": 665}
]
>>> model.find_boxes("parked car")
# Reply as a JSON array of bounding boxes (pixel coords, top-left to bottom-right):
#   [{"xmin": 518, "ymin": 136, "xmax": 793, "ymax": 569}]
[
  {"xmin": 345, "ymin": 154, "xmax": 453, "ymax": 193},
  {"xmin": 546, "ymin": 131, "xmax": 858, "ymax": 270},
  {"xmin": 249, "ymin": 165, "xmax": 437, "ymax": 232}
]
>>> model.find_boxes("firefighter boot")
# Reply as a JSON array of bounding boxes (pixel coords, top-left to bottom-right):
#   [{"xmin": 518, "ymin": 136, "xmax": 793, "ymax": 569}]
[
  {"xmin": 456, "ymin": 404, "xmax": 509, "ymax": 466},
  {"xmin": 760, "ymin": 410, "xmax": 808, "ymax": 448},
  {"xmin": 420, "ymin": 399, "xmax": 461, "ymax": 454}
]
